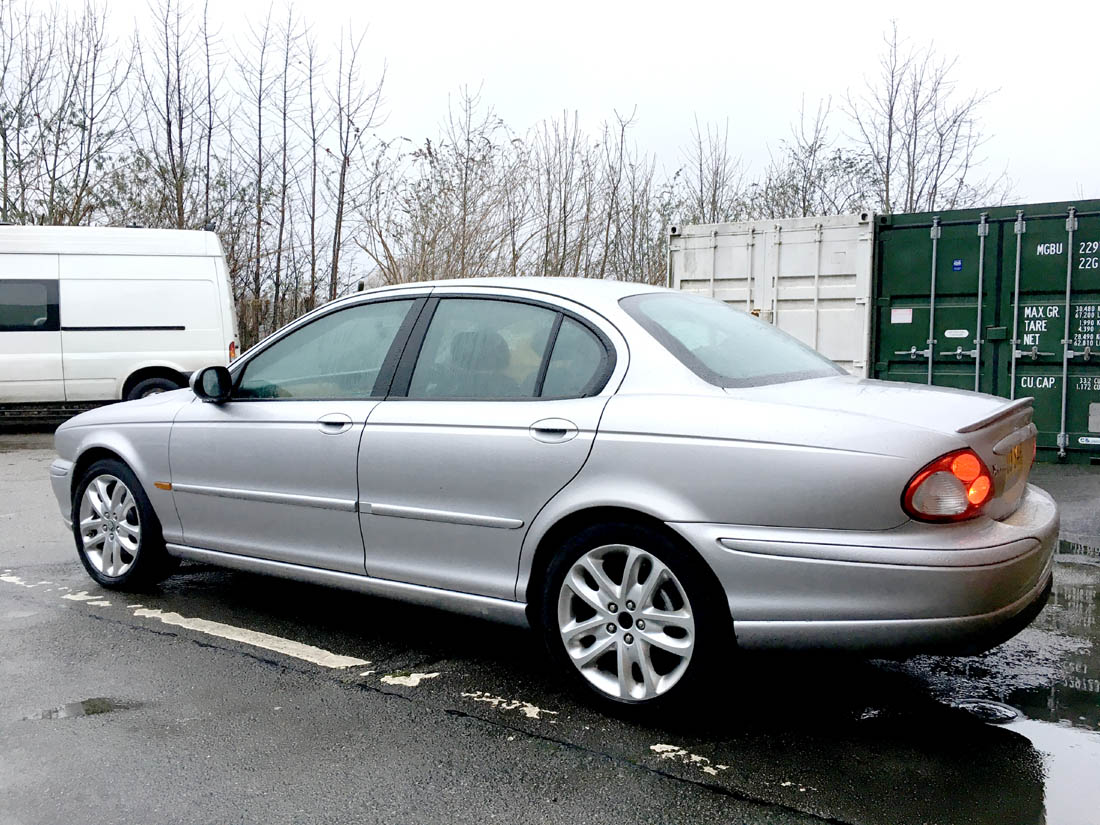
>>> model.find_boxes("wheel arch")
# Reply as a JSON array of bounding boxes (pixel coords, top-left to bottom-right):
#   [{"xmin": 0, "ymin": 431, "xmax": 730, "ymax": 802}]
[
  {"xmin": 521, "ymin": 505, "xmax": 730, "ymax": 635},
  {"xmin": 120, "ymin": 365, "xmax": 189, "ymax": 400},
  {"xmin": 64, "ymin": 428, "xmax": 182, "ymax": 542}
]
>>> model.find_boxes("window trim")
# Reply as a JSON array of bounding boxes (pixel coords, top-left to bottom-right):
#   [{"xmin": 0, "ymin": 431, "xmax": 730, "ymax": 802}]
[
  {"xmin": 388, "ymin": 293, "xmax": 617, "ymax": 402},
  {"xmin": 227, "ymin": 295, "xmax": 428, "ymax": 403},
  {"xmin": 0, "ymin": 279, "xmax": 60, "ymax": 333}
]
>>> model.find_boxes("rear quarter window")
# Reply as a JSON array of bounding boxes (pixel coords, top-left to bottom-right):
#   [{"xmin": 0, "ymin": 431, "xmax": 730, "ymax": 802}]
[{"xmin": 620, "ymin": 291, "xmax": 842, "ymax": 388}]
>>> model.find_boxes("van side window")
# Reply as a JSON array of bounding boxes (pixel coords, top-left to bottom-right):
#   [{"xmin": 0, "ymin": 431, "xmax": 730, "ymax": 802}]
[
  {"xmin": 234, "ymin": 299, "xmax": 416, "ymax": 400},
  {"xmin": 0, "ymin": 280, "xmax": 59, "ymax": 332}
]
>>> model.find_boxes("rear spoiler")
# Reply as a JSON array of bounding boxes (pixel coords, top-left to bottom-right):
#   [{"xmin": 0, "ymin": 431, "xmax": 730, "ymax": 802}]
[{"xmin": 956, "ymin": 397, "xmax": 1034, "ymax": 434}]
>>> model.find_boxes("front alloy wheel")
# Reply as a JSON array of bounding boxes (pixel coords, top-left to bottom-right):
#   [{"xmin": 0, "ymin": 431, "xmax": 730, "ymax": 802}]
[
  {"xmin": 557, "ymin": 543, "xmax": 696, "ymax": 702},
  {"xmin": 78, "ymin": 474, "xmax": 141, "ymax": 578},
  {"xmin": 72, "ymin": 458, "xmax": 177, "ymax": 589}
]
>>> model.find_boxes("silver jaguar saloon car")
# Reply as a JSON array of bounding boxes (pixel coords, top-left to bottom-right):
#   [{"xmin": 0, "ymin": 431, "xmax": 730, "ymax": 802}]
[{"xmin": 50, "ymin": 278, "xmax": 1057, "ymax": 708}]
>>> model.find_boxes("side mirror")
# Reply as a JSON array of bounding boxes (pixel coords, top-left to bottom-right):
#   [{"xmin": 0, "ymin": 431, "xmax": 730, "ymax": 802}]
[{"xmin": 192, "ymin": 366, "xmax": 233, "ymax": 404}]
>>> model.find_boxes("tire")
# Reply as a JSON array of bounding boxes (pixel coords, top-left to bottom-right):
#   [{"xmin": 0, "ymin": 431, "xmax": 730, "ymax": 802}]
[
  {"xmin": 125, "ymin": 376, "xmax": 181, "ymax": 401},
  {"xmin": 539, "ymin": 521, "xmax": 730, "ymax": 711},
  {"xmin": 71, "ymin": 458, "xmax": 178, "ymax": 589}
]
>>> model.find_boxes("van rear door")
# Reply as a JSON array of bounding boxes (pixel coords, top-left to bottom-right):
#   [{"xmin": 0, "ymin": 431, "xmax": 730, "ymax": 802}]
[{"xmin": 0, "ymin": 255, "xmax": 64, "ymax": 402}]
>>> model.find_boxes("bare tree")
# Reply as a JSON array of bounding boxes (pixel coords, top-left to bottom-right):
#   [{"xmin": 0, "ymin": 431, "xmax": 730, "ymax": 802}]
[
  {"xmin": 327, "ymin": 28, "xmax": 383, "ymax": 300},
  {"xmin": 679, "ymin": 117, "xmax": 745, "ymax": 224},
  {"xmin": 845, "ymin": 23, "xmax": 1009, "ymax": 213}
]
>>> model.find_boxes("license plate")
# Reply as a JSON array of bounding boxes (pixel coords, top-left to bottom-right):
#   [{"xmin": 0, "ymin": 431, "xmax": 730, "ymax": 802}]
[{"xmin": 1007, "ymin": 442, "xmax": 1024, "ymax": 473}]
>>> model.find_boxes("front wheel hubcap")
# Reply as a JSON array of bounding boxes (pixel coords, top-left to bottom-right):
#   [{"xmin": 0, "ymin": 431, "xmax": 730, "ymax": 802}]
[
  {"xmin": 557, "ymin": 543, "xmax": 695, "ymax": 702},
  {"xmin": 79, "ymin": 475, "xmax": 141, "ymax": 577}
]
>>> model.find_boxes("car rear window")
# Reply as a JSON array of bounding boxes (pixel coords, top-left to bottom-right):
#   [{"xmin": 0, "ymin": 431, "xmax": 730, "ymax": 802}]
[{"xmin": 620, "ymin": 292, "xmax": 843, "ymax": 388}]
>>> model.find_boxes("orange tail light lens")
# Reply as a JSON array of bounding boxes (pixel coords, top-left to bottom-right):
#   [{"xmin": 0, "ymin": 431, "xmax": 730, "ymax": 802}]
[
  {"xmin": 902, "ymin": 448, "xmax": 994, "ymax": 522},
  {"xmin": 229, "ymin": 341, "xmax": 237, "ymax": 361}
]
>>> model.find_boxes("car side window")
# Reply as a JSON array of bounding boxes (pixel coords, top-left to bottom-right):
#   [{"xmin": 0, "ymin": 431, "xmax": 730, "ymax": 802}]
[
  {"xmin": 541, "ymin": 317, "xmax": 606, "ymax": 398},
  {"xmin": 235, "ymin": 299, "xmax": 415, "ymax": 400},
  {"xmin": 407, "ymin": 299, "xmax": 556, "ymax": 399},
  {"xmin": 0, "ymin": 280, "xmax": 59, "ymax": 332}
]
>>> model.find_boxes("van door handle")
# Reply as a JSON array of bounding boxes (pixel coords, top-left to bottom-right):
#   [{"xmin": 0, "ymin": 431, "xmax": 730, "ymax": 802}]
[
  {"xmin": 530, "ymin": 418, "xmax": 578, "ymax": 443},
  {"xmin": 317, "ymin": 413, "xmax": 353, "ymax": 434}
]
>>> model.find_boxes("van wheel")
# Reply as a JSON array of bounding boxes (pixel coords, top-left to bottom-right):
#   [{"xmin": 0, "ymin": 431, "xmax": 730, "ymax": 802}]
[
  {"xmin": 72, "ymin": 459, "xmax": 178, "ymax": 589},
  {"xmin": 126, "ymin": 376, "xmax": 181, "ymax": 400}
]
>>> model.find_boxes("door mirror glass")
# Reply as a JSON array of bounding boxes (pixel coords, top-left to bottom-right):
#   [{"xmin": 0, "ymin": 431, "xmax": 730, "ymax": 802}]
[{"xmin": 193, "ymin": 366, "xmax": 233, "ymax": 403}]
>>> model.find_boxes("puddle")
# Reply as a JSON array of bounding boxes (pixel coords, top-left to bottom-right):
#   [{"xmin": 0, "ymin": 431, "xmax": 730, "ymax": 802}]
[
  {"xmin": 24, "ymin": 697, "xmax": 138, "ymax": 720},
  {"xmin": 1057, "ymin": 539, "xmax": 1100, "ymax": 562}
]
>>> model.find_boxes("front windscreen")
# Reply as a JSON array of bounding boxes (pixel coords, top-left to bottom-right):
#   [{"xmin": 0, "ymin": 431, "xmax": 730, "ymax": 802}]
[{"xmin": 620, "ymin": 292, "xmax": 843, "ymax": 388}]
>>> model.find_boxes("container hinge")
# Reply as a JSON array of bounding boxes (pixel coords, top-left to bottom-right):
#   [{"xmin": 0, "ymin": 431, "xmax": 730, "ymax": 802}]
[
  {"xmin": 977, "ymin": 213, "xmax": 989, "ymax": 237},
  {"xmin": 895, "ymin": 346, "xmax": 932, "ymax": 360},
  {"xmin": 1057, "ymin": 432, "xmax": 1069, "ymax": 449},
  {"xmin": 1014, "ymin": 211, "xmax": 1026, "ymax": 235},
  {"xmin": 1014, "ymin": 346, "xmax": 1055, "ymax": 360},
  {"xmin": 930, "ymin": 219, "xmax": 942, "ymax": 240},
  {"xmin": 940, "ymin": 346, "xmax": 978, "ymax": 360},
  {"xmin": 1065, "ymin": 345, "xmax": 1092, "ymax": 361},
  {"xmin": 1067, "ymin": 209, "xmax": 1079, "ymax": 232},
  {"xmin": 854, "ymin": 297, "xmax": 868, "ymax": 305}
]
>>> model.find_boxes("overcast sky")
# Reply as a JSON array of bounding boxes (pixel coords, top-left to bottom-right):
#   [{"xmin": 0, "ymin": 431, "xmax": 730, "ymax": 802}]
[{"xmin": 103, "ymin": 0, "xmax": 1099, "ymax": 206}]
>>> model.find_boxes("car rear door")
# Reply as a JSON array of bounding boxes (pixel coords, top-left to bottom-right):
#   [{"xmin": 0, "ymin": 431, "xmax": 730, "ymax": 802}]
[
  {"xmin": 359, "ymin": 292, "xmax": 620, "ymax": 600},
  {"xmin": 169, "ymin": 293, "xmax": 426, "ymax": 573}
]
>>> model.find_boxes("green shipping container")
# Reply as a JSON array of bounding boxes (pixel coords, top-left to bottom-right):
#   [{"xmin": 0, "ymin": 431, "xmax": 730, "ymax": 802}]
[{"xmin": 872, "ymin": 200, "xmax": 1100, "ymax": 463}]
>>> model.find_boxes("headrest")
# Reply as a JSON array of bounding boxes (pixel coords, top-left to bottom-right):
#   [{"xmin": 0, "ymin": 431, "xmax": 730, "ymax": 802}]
[{"xmin": 449, "ymin": 330, "xmax": 511, "ymax": 371}]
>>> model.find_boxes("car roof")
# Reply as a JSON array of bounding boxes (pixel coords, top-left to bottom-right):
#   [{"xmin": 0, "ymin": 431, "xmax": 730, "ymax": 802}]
[{"xmin": 360, "ymin": 277, "xmax": 668, "ymax": 315}]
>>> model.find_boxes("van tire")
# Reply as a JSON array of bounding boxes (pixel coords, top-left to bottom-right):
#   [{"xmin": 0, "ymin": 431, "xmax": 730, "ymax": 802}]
[{"xmin": 126, "ymin": 376, "xmax": 181, "ymax": 400}]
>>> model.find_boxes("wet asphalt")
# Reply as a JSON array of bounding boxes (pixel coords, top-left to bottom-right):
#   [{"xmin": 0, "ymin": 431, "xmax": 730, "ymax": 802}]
[{"xmin": 1, "ymin": 433, "xmax": 1098, "ymax": 825}]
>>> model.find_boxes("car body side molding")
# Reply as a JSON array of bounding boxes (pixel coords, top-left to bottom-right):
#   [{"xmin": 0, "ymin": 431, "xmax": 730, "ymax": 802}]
[{"xmin": 165, "ymin": 544, "xmax": 530, "ymax": 626}]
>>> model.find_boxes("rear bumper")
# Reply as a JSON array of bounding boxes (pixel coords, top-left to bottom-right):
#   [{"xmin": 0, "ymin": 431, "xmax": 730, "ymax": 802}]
[{"xmin": 669, "ymin": 484, "xmax": 1059, "ymax": 654}]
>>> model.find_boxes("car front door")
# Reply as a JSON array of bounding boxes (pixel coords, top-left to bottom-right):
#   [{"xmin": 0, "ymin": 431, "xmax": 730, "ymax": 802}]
[
  {"xmin": 169, "ymin": 294, "xmax": 426, "ymax": 573},
  {"xmin": 359, "ymin": 293, "xmax": 620, "ymax": 599}
]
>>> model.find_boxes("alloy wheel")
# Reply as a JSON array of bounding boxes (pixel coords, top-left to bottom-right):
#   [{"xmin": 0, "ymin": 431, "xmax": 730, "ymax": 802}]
[
  {"xmin": 557, "ymin": 543, "xmax": 695, "ymax": 702},
  {"xmin": 78, "ymin": 474, "xmax": 141, "ymax": 578}
]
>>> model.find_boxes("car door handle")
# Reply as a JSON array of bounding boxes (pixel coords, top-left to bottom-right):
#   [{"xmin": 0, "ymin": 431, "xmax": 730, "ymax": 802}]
[
  {"xmin": 530, "ymin": 418, "xmax": 579, "ymax": 443},
  {"xmin": 317, "ymin": 413, "xmax": 353, "ymax": 434}
]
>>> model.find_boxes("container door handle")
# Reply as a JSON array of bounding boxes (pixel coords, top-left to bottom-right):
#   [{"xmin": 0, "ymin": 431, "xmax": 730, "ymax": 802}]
[{"xmin": 317, "ymin": 413, "xmax": 353, "ymax": 434}]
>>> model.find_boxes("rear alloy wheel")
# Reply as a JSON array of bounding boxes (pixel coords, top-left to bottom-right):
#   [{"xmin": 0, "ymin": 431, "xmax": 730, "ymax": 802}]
[
  {"xmin": 542, "ymin": 523, "xmax": 725, "ymax": 708},
  {"xmin": 72, "ymin": 459, "xmax": 177, "ymax": 589}
]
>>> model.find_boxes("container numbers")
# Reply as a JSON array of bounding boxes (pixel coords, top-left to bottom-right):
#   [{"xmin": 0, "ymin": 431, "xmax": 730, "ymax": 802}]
[
  {"xmin": 1080, "ymin": 240, "xmax": 1099, "ymax": 255},
  {"xmin": 1080, "ymin": 257, "xmax": 1099, "ymax": 270},
  {"xmin": 1076, "ymin": 377, "xmax": 1100, "ymax": 391}
]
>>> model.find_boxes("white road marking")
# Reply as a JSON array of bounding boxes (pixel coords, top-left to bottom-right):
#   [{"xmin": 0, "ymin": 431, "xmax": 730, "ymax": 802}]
[
  {"xmin": 87, "ymin": 600, "xmax": 111, "ymax": 607},
  {"xmin": 62, "ymin": 591, "xmax": 102, "ymax": 602},
  {"xmin": 650, "ymin": 744, "xmax": 729, "ymax": 776},
  {"xmin": 461, "ymin": 691, "xmax": 559, "ymax": 720},
  {"xmin": 380, "ymin": 671, "xmax": 440, "ymax": 687},
  {"xmin": 132, "ymin": 607, "xmax": 369, "ymax": 669},
  {"xmin": 1, "ymin": 574, "xmax": 35, "ymax": 587}
]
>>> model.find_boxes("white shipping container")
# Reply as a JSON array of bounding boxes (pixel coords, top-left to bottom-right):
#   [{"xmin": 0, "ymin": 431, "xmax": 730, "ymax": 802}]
[{"xmin": 669, "ymin": 212, "xmax": 875, "ymax": 376}]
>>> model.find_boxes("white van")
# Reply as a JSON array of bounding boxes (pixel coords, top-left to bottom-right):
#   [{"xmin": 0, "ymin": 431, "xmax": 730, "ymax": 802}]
[{"xmin": 0, "ymin": 226, "xmax": 237, "ymax": 406}]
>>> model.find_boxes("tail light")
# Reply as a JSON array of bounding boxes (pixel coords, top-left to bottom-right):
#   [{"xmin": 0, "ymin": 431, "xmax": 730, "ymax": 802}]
[
  {"xmin": 229, "ymin": 341, "xmax": 237, "ymax": 361},
  {"xmin": 902, "ymin": 448, "xmax": 994, "ymax": 522}
]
